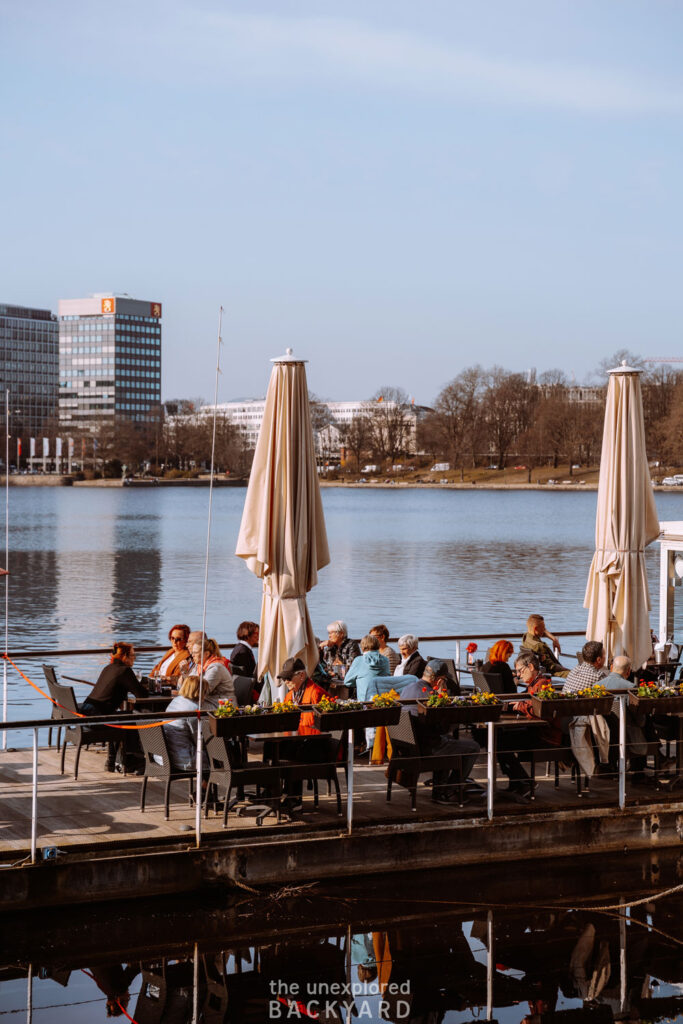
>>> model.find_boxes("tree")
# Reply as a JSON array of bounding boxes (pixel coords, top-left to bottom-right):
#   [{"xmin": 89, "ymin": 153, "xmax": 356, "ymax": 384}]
[
  {"xmin": 425, "ymin": 366, "xmax": 486, "ymax": 473},
  {"xmin": 368, "ymin": 387, "xmax": 413, "ymax": 465},
  {"xmin": 483, "ymin": 368, "xmax": 537, "ymax": 469},
  {"xmin": 339, "ymin": 412, "xmax": 373, "ymax": 471}
]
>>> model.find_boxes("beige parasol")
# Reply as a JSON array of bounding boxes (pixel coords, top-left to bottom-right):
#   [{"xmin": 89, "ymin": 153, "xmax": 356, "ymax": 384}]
[
  {"xmin": 584, "ymin": 361, "xmax": 660, "ymax": 668},
  {"xmin": 235, "ymin": 349, "xmax": 330, "ymax": 689}
]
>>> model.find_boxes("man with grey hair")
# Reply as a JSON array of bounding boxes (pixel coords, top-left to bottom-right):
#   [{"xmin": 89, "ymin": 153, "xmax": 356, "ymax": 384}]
[
  {"xmin": 320, "ymin": 620, "xmax": 361, "ymax": 677},
  {"xmin": 562, "ymin": 640, "xmax": 609, "ymax": 779},
  {"xmin": 394, "ymin": 634, "xmax": 426, "ymax": 678}
]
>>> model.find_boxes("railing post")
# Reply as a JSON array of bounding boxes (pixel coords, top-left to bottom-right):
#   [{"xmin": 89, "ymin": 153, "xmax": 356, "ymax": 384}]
[
  {"xmin": 618, "ymin": 695, "xmax": 626, "ymax": 810},
  {"xmin": 486, "ymin": 909, "xmax": 494, "ymax": 1020},
  {"xmin": 487, "ymin": 722, "xmax": 495, "ymax": 821},
  {"xmin": 195, "ymin": 723, "xmax": 203, "ymax": 848},
  {"xmin": 26, "ymin": 962, "xmax": 33, "ymax": 1024},
  {"xmin": 31, "ymin": 728, "xmax": 38, "ymax": 864},
  {"xmin": 346, "ymin": 730, "xmax": 354, "ymax": 835},
  {"xmin": 455, "ymin": 640, "xmax": 461, "ymax": 672}
]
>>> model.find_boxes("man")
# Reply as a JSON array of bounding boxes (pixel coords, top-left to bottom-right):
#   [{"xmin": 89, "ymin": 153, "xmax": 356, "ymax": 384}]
[
  {"xmin": 562, "ymin": 641, "xmax": 609, "ymax": 779},
  {"xmin": 393, "ymin": 634, "xmax": 427, "ymax": 678},
  {"xmin": 495, "ymin": 653, "xmax": 562, "ymax": 802},
  {"xmin": 401, "ymin": 660, "xmax": 481, "ymax": 804},
  {"xmin": 602, "ymin": 654, "xmax": 657, "ymax": 782},
  {"xmin": 520, "ymin": 614, "xmax": 569, "ymax": 678},
  {"xmin": 280, "ymin": 657, "xmax": 328, "ymax": 734},
  {"xmin": 320, "ymin": 621, "xmax": 361, "ymax": 676},
  {"xmin": 230, "ymin": 621, "xmax": 259, "ymax": 679}
]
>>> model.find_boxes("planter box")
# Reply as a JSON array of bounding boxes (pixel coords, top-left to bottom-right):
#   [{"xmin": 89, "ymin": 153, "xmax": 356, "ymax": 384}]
[
  {"xmin": 209, "ymin": 710, "xmax": 301, "ymax": 737},
  {"xmin": 313, "ymin": 707, "xmax": 402, "ymax": 730},
  {"xmin": 628, "ymin": 692, "xmax": 683, "ymax": 714},
  {"xmin": 531, "ymin": 696, "xmax": 614, "ymax": 719},
  {"xmin": 417, "ymin": 701, "xmax": 502, "ymax": 725}
]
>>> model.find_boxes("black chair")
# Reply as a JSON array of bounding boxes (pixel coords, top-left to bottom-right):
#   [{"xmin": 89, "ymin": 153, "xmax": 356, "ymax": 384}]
[
  {"xmin": 138, "ymin": 727, "xmax": 196, "ymax": 819},
  {"xmin": 386, "ymin": 710, "xmax": 467, "ymax": 810},
  {"xmin": 278, "ymin": 731, "xmax": 345, "ymax": 815},
  {"xmin": 233, "ymin": 675, "xmax": 256, "ymax": 707},
  {"xmin": 50, "ymin": 681, "xmax": 113, "ymax": 780},
  {"xmin": 203, "ymin": 728, "xmax": 282, "ymax": 827},
  {"xmin": 471, "ymin": 668, "xmax": 508, "ymax": 695},
  {"xmin": 43, "ymin": 664, "xmax": 66, "ymax": 749},
  {"xmin": 427, "ymin": 657, "xmax": 460, "ymax": 694}
]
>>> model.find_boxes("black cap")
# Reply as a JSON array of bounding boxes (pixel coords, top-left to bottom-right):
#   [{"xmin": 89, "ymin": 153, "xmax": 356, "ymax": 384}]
[
  {"xmin": 277, "ymin": 657, "xmax": 307, "ymax": 680},
  {"xmin": 426, "ymin": 658, "xmax": 448, "ymax": 677}
]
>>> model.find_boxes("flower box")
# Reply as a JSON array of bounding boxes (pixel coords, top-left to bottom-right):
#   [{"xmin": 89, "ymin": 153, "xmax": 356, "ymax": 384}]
[
  {"xmin": 628, "ymin": 692, "xmax": 683, "ymax": 714},
  {"xmin": 531, "ymin": 695, "xmax": 614, "ymax": 719},
  {"xmin": 313, "ymin": 707, "xmax": 402, "ymax": 730},
  {"xmin": 208, "ymin": 710, "xmax": 301, "ymax": 737},
  {"xmin": 417, "ymin": 701, "xmax": 502, "ymax": 725}
]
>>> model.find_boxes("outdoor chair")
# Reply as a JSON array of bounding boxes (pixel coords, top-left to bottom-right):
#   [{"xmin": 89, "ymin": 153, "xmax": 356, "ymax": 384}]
[
  {"xmin": 43, "ymin": 664, "xmax": 67, "ymax": 749},
  {"xmin": 386, "ymin": 709, "xmax": 467, "ymax": 810},
  {"xmin": 516, "ymin": 739, "xmax": 580, "ymax": 798},
  {"xmin": 278, "ymin": 730, "xmax": 345, "ymax": 815},
  {"xmin": 233, "ymin": 674, "xmax": 256, "ymax": 706},
  {"xmin": 51, "ymin": 680, "xmax": 113, "ymax": 780},
  {"xmin": 138, "ymin": 726, "xmax": 196, "ymax": 819},
  {"xmin": 428, "ymin": 657, "xmax": 460, "ymax": 694},
  {"xmin": 202, "ymin": 727, "xmax": 282, "ymax": 827},
  {"xmin": 471, "ymin": 667, "xmax": 509, "ymax": 696}
]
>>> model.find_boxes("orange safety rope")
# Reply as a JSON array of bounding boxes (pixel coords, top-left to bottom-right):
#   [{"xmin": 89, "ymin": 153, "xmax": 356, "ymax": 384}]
[
  {"xmin": 3, "ymin": 653, "xmax": 167, "ymax": 730},
  {"xmin": 81, "ymin": 970, "xmax": 140, "ymax": 1023}
]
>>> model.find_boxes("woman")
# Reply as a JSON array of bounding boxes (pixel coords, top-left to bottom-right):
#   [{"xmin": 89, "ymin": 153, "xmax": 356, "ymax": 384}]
[
  {"xmin": 161, "ymin": 674, "xmax": 205, "ymax": 770},
  {"xmin": 344, "ymin": 634, "xmax": 390, "ymax": 701},
  {"xmin": 186, "ymin": 632, "xmax": 235, "ymax": 710},
  {"xmin": 482, "ymin": 640, "xmax": 517, "ymax": 694},
  {"xmin": 150, "ymin": 624, "xmax": 191, "ymax": 679},
  {"xmin": 320, "ymin": 620, "xmax": 361, "ymax": 676},
  {"xmin": 81, "ymin": 642, "xmax": 149, "ymax": 773},
  {"xmin": 369, "ymin": 624, "xmax": 400, "ymax": 674}
]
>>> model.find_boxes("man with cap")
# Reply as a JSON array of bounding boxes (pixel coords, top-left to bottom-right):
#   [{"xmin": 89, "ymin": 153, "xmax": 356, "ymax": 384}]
[
  {"xmin": 400, "ymin": 660, "xmax": 482, "ymax": 804},
  {"xmin": 280, "ymin": 656, "xmax": 329, "ymax": 734}
]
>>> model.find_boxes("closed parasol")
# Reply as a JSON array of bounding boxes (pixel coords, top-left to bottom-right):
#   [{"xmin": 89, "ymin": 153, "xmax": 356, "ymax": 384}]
[{"xmin": 584, "ymin": 361, "xmax": 660, "ymax": 668}]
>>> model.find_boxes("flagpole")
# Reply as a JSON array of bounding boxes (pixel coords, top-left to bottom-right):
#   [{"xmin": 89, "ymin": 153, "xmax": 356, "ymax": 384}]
[{"xmin": 195, "ymin": 306, "xmax": 223, "ymax": 847}]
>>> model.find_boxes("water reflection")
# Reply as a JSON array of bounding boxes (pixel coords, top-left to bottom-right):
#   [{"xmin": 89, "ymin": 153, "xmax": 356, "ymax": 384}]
[{"xmin": 4, "ymin": 854, "xmax": 683, "ymax": 1023}]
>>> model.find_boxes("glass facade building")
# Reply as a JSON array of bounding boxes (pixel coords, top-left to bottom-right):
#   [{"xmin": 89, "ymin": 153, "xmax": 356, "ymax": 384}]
[
  {"xmin": 0, "ymin": 303, "xmax": 59, "ymax": 441},
  {"xmin": 58, "ymin": 294, "xmax": 161, "ymax": 428}
]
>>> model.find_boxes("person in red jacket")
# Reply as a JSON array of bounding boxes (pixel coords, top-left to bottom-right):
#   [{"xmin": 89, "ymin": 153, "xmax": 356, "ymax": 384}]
[{"xmin": 280, "ymin": 657, "xmax": 328, "ymax": 734}]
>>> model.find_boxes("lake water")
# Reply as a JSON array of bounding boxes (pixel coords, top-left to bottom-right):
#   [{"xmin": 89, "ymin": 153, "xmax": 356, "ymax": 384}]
[{"xmin": 4, "ymin": 486, "xmax": 683, "ymax": 723}]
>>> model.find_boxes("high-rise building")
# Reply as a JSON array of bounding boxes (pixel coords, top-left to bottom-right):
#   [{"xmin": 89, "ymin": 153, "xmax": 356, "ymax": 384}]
[
  {"xmin": 0, "ymin": 303, "xmax": 59, "ymax": 443},
  {"xmin": 58, "ymin": 294, "xmax": 162, "ymax": 429}
]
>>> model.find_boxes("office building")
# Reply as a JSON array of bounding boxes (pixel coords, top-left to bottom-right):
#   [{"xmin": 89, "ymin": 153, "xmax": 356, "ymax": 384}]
[
  {"xmin": 0, "ymin": 303, "xmax": 59, "ymax": 444},
  {"xmin": 58, "ymin": 294, "xmax": 162, "ymax": 428}
]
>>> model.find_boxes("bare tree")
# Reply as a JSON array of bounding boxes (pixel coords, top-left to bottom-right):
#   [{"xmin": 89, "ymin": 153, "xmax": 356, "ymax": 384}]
[
  {"xmin": 483, "ymin": 368, "xmax": 537, "ymax": 469},
  {"xmin": 339, "ymin": 413, "xmax": 373, "ymax": 471},
  {"xmin": 368, "ymin": 386, "xmax": 412, "ymax": 465}
]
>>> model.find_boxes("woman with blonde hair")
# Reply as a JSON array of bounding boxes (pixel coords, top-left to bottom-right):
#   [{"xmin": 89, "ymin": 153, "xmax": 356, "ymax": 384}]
[
  {"xmin": 161, "ymin": 675, "xmax": 206, "ymax": 770},
  {"xmin": 186, "ymin": 631, "xmax": 235, "ymax": 709},
  {"xmin": 482, "ymin": 639, "xmax": 516, "ymax": 694}
]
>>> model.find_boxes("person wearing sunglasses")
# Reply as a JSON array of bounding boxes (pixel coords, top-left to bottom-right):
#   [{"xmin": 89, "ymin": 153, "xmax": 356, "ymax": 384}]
[{"xmin": 150, "ymin": 624, "xmax": 191, "ymax": 679}]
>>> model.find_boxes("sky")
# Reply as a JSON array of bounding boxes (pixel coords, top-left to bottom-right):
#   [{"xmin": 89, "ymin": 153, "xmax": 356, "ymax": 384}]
[{"xmin": 2, "ymin": 0, "xmax": 683, "ymax": 405}]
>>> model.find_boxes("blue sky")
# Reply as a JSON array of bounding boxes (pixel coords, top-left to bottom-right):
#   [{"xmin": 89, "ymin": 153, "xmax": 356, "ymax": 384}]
[{"xmin": 2, "ymin": 0, "xmax": 682, "ymax": 404}]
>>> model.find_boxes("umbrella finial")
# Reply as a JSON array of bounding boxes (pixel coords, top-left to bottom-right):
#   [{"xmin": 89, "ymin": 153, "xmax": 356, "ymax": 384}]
[
  {"xmin": 607, "ymin": 360, "xmax": 642, "ymax": 375},
  {"xmin": 271, "ymin": 347, "xmax": 307, "ymax": 364}
]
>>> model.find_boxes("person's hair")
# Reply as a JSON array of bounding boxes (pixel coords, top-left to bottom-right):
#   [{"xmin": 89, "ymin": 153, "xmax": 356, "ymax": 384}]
[
  {"xmin": 488, "ymin": 640, "xmax": 514, "ymax": 664},
  {"xmin": 582, "ymin": 640, "xmax": 604, "ymax": 665},
  {"xmin": 357, "ymin": 963, "xmax": 378, "ymax": 983},
  {"xmin": 112, "ymin": 641, "xmax": 134, "ymax": 662},
  {"xmin": 187, "ymin": 631, "xmax": 221, "ymax": 660},
  {"xmin": 205, "ymin": 638, "xmax": 222, "ymax": 659},
  {"xmin": 370, "ymin": 624, "xmax": 390, "ymax": 643},
  {"xmin": 515, "ymin": 651, "xmax": 540, "ymax": 671},
  {"xmin": 179, "ymin": 674, "xmax": 201, "ymax": 701},
  {"xmin": 361, "ymin": 633, "xmax": 380, "ymax": 652},
  {"xmin": 526, "ymin": 614, "xmax": 545, "ymax": 630},
  {"xmin": 188, "ymin": 630, "xmax": 206, "ymax": 647},
  {"xmin": 398, "ymin": 634, "xmax": 418, "ymax": 652},
  {"xmin": 612, "ymin": 655, "xmax": 632, "ymax": 677},
  {"xmin": 168, "ymin": 623, "xmax": 190, "ymax": 643},
  {"xmin": 327, "ymin": 620, "xmax": 348, "ymax": 638},
  {"xmin": 237, "ymin": 620, "xmax": 259, "ymax": 641}
]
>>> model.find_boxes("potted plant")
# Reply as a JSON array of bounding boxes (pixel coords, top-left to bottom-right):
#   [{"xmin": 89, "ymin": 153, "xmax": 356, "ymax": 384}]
[
  {"xmin": 418, "ymin": 688, "xmax": 502, "ymax": 725},
  {"xmin": 209, "ymin": 699, "xmax": 301, "ymax": 736},
  {"xmin": 313, "ymin": 691, "xmax": 402, "ymax": 730},
  {"xmin": 531, "ymin": 682, "xmax": 614, "ymax": 719},
  {"xmin": 628, "ymin": 680, "xmax": 683, "ymax": 714}
]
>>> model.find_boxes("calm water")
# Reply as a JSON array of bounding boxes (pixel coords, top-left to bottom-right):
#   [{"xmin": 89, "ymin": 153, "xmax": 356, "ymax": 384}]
[
  {"xmin": 1, "ymin": 853, "xmax": 682, "ymax": 1023},
  {"xmin": 4, "ymin": 486, "xmax": 683, "ymax": 722}
]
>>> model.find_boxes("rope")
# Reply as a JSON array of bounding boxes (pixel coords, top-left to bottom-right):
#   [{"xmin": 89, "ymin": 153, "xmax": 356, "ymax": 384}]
[
  {"xmin": 81, "ymin": 970, "xmax": 139, "ymax": 1023},
  {"xmin": 2, "ymin": 654, "xmax": 167, "ymax": 730}
]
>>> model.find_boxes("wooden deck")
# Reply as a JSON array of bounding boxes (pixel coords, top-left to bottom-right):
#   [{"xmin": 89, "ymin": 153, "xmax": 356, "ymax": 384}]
[{"xmin": 1, "ymin": 743, "xmax": 679, "ymax": 857}]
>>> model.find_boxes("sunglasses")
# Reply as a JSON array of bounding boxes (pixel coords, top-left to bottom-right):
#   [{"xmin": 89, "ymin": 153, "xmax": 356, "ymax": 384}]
[{"xmin": 171, "ymin": 635, "xmax": 185, "ymax": 642}]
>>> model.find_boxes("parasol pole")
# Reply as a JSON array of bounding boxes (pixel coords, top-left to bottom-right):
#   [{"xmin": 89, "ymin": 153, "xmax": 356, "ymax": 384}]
[
  {"xmin": 195, "ymin": 307, "xmax": 223, "ymax": 848},
  {"xmin": 2, "ymin": 390, "xmax": 8, "ymax": 750}
]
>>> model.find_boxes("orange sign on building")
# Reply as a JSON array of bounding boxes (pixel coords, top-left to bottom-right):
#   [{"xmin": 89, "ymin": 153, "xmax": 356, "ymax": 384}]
[
  {"xmin": 150, "ymin": 302, "xmax": 162, "ymax": 318},
  {"xmin": 101, "ymin": 297, "xmax": 115, "ymax": 314}
]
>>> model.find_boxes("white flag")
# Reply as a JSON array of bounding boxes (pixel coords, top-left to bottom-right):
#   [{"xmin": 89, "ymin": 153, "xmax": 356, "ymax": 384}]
[
  {"xmin": 42, "ymin": 437, "xmax": 49, "ymax": 457},
  {"xmin": 29, "ymin": 437, "xmax": 35, "ymax": 458},
  {"xmin": 56, "ymin": 437, "xmax": 63, "ymax": 457}
]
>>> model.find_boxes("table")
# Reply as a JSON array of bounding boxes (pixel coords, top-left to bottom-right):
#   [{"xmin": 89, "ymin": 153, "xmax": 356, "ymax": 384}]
[
  {"xmin": 246, "ymin": 730, "xmax": 333, "ymax": 820},
  {"xmin": 124, "ymin": 694, "xmax": 174, "ymax": 713}
]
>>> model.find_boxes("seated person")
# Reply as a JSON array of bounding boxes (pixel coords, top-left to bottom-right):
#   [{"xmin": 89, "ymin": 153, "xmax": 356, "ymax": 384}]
[
  {"xmin": 602, "ymin": 654, "xmax": 656, "ymax": 781},
  {"xmin": 280, "ymin": 657, "xmax": 329, "ymax": 734},
  {"xmin": 344, "ymin": 634, "xmax": 390, "ymax": 700},
  {"xmin": 320, "ymin": 621, "xmax": 361, "ymax": 677},
  {"xmin": 562, "ymin": 641, "xmax": 610, "ymax": 778},
  {"xmin": 186, "ymin": 632, "xmax": 235, "ymax": 710},
  {"xmin": 80, "ymin": 641, "xmax": 149, "ymax": 773},
  {"xmin": 230, "ymin": 620, "xmax": 259, "ymax": 679},
  {"xmin": 482, "ymin": 640, "xmax": 517, "ymax": 694},
  {"xmin": 520, "ymin": 614, "xmax": 569, "ymax": 678},
  {"xmin": 161, "ymin": 674, "xmax": 205, "ymax": 771},
  {"xmin": 150, "ymin": 623, "xmax": 191, "ymax": 679},
  {"xmin": 496, "ymin": 653, "xmax": 562, "ymax": 802},
  {"xmin": 369, "ymin": 624, "xmax": 400, "ymax": 674},
  {"xmin": 400, "ymin": 661, "xmax": 481, "ymax": 804},
  {"xmin": 394, "ymin": 634, "xmax": 427, "ymax": 678}
]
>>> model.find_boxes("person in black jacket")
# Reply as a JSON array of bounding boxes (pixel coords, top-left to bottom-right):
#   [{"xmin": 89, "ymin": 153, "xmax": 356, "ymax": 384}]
[
  {"xmin": 230, "ymin": 621, "xmax": 259, "ymax": 679},
  {"xmin": 81, "ymin": 641, "xmax": 148, "ymax": 772},
  {"xmin": 394, "ymin": 634, "xmax": 427, "ymax": 678}
]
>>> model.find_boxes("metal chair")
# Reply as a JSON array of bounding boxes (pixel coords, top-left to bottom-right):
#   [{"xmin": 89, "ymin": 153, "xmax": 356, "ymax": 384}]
[
  {"xmin": 386, "ymin": 709, "xmax": 466, "ymax": 810},
  {"xmin": 50, "ymin": 681, "xmax": 113, "ymax": 780},
  {"xmin": 203, "ymin": 727, "xmax": 282, "ymax": 827},
  {"xmin": 278, "ymin": 731, "xmax": 345, "ymax": 815},
  {"xmin": 138, "ymin": 726, "xmax": 196, "ymax": 819},
  {"xmin": 232, "ymin": 674, "xmax": 256, "ymax": 707},
  {"xmin": 43, "ymin": 664, "xmax": 66, "ymax": 749}
]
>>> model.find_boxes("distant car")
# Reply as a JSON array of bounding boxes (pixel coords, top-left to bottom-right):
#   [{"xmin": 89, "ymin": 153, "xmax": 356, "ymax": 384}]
[
  {"xmin": 431, "ymin": 462, "xmax": 450, "ymax": 472},
  {"xmin": 514, "ymin": 465, "xmax": 527, "ymax": 470},
  {"xmin": 662, "ymin": 476, "xmax": 683, "ymax": 486},
  {"xmin": 361, "ymin": 465, "xmax": 379, "ymax": 474}
]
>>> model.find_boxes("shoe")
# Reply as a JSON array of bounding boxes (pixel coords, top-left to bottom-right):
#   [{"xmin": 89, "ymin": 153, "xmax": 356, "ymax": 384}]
[
  {"xmin": 355, "ymin": 748, "xmax": 370, "ymax": 761},
  {"xmin": 432, "ymin": 790, "xmax": 460, "ymax": 805},
  {"xmin": 283, "ymin": 797, "xmax": 304, "ymax": 812},
  {"xmin": 464, "ymin": 781, "xmax": 486, "ymax": 796},
  {"xmin": 512, "ymin": 789, "xmax": 531, "ymax": 804}
]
